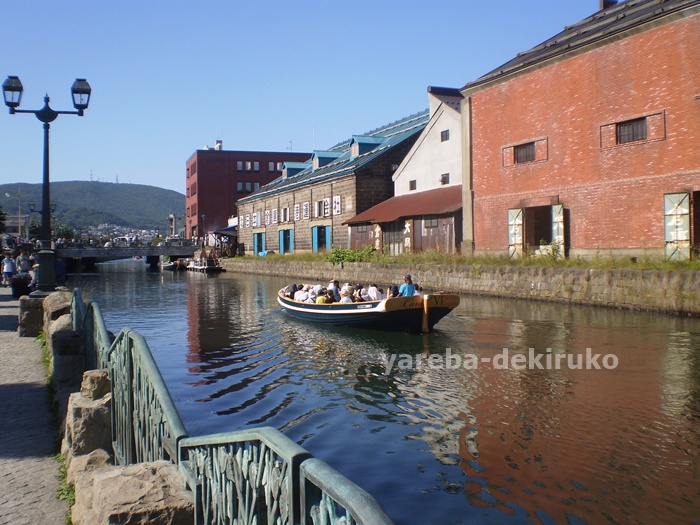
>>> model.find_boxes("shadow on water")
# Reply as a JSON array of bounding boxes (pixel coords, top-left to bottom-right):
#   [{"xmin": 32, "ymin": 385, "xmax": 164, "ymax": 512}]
[{"xmin": 69, "ymin": 261, "xmax": 700, "ymax": 525}]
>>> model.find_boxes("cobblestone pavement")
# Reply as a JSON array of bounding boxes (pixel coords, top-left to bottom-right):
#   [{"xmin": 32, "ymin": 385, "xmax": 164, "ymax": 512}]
[{"xmin": 0, "ymin": 286, "xmax": 68, "ymax": 525}]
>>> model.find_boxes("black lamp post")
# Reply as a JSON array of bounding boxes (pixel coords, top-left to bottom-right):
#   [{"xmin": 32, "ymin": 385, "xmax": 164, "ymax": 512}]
[{"xmin": 3, "ymin": 75, "xmax": 91, "ymax": 293}]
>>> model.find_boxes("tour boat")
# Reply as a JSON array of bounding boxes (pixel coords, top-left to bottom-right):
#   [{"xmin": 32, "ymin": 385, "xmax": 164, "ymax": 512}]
[{"xmin": 277, "ymin": 289, "xmax": 460, "ymax": 333}]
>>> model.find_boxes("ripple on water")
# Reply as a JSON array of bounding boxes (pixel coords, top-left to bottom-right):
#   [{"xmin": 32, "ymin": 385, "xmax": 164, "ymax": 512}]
[{"xmin": 69, "ymin": 268, "xmax": 700, "ymax": 525}]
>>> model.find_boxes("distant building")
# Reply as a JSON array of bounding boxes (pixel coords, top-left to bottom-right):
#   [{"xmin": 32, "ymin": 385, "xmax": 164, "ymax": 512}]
[
  {"xmin": 235, "ymin": 112, "xmax": 428, "ymax": 255},
  {"xmin": 345, "ymin": 87, "xmax": 464, "ymax": 255},
  {"xmin": 184, "ymin": 140, "xmax": 310, "ymax": 240},
  {"xmin": 461, "ymin": 0, "xmax": 700, "ymax": 259}
]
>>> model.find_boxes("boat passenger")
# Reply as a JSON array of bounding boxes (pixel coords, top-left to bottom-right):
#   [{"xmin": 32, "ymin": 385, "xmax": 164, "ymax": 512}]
[
  {"xmin": 387, "ymin": 284, "xmax": 400, "ymax": 298},
  {"xmin": 353, "ymin": 283, "xmax": 371, "ymax": 302},
  {"xmin": 316, "ymin": 290, "xmax": 329, "ymax": 304},
  {"xmin": 398, "ymin": 274, "xmax": 417, "ymax": 297},
  {"xmin": 338, "ymin": 289, "xmax": 354, "ymax": 303},
  {"xmin": 328, "ymin": 280, "xmax": 341, "ymax": 302},
  {"xmin": 294, "ymin": 285, "xmax": 310, "ymax": 302},
  {"xmin": 306, "ymin": 287, "xmax": 318, "ymax": 303},
  {"xmin": 367, "ymin": 284, "xmax": 383, "ymax": 301},
  {"xmin": 283, "ymin": 283, "xmax": 298, "ymax": 298}
]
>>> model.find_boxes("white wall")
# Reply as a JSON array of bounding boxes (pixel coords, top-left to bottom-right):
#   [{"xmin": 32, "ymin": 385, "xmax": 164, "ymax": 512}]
[{"xmin": 392, "ymin": 100, "xmax": 462, "ymax": 196}]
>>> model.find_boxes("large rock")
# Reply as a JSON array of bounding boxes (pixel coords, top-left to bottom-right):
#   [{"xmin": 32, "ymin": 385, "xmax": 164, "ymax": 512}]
[
  {"xmin": 66, "ymin": 448, "xmax": 112, "ymax": 486},
  {"xmin": 63, "ymin": 391, "xmax": 112, "ymax": 457},
  {"xmin": 81, "ymin": 369, "xmax": 111, "ymax": 400},
  {"xmin": 71, "ymin": 461, "xmax": 194, "ymax": 525},
  {"xmin": 43, "ymin": 291, "xmax": 72, "ymax": 325}
]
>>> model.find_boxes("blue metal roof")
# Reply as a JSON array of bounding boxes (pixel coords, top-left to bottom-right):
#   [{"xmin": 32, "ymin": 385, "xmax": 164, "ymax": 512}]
[{"xmin": 237, "ymin": 110, "xmax": 429, "ymax": 204}]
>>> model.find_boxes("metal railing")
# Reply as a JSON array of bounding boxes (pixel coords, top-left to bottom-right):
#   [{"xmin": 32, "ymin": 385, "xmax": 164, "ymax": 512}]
[{"xmin": 70, "ymin": 288, "xmax": 394, "ymax": 525}]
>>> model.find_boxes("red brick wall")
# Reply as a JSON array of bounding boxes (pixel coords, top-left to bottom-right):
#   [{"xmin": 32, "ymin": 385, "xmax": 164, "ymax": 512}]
[
  {"xmin": 185, "ymin": 150, "xmax": 310, "ymax": 238},
  {"xmin": 470, "ymin": 14, "xmax": 700, "ymax": 254}
]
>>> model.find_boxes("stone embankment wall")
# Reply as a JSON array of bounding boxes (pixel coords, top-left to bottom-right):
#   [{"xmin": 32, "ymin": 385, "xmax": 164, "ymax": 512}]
[{"xmin": 220, "ymin": 259, "xmax": 700, "ymax": 316}]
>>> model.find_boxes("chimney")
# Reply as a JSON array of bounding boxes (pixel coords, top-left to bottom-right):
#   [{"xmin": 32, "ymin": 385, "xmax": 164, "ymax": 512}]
[
  {"xmin": 600, "ymin": 0, "xmax": 618, "ymax": 9},
  {"xmin": 215, "ymin": 139, "xmax": 223, "ymax": 151}
]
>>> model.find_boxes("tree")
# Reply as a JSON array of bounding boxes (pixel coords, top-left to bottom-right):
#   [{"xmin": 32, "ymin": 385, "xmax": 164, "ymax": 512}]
[
  {"xmin": 54, "ymin": 224, "xmax": 76, "ymax": 240},
  {"xmin": 0, "ymin": 206, "xmax": 6, "ymax": 232},
  {"xmin": 28, "ymin": 217, "xmax": 41, "ymax": 241}
]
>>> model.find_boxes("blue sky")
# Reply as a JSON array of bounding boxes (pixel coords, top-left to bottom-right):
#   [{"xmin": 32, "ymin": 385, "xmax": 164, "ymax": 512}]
[{"xmin": 1, "ymin": 1, "xmax": 599, "ymax": 194}]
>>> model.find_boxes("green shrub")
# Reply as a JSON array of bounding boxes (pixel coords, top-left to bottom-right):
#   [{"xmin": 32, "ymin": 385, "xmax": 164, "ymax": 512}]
[{"xmin": 325, "ymin": 246, "xmax": 378, "ymax": 264}]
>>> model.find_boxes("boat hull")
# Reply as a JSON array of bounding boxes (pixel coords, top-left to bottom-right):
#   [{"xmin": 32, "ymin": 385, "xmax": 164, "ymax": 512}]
[{"xmin": 277, "ymin": 292, "xmax": 459, "ymax": 333}]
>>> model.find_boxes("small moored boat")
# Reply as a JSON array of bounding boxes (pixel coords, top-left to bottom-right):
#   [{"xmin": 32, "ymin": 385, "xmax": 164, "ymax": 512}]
[
  {"xmin": 277, "ymin": 290, "xmax": 460, "ymax": 333},
  {"xmin": 188, "ymin": 257, "xmax": 225, "ymax": 273}
]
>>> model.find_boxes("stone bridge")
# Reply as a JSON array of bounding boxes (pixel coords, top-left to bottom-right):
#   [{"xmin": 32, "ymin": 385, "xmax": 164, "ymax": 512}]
[{"xmin": 55, "ymin": 245, "xmax": 198, "ymax": 270}]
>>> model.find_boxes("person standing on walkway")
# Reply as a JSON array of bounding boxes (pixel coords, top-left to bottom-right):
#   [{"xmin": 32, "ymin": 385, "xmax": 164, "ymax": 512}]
[
  {"xmin": 2, "ymin": 252, "xmax": 16, "ymax": 287},
  {"xmin": 16, "ymin": 249, "xmax": 31, "ymax": 274}
]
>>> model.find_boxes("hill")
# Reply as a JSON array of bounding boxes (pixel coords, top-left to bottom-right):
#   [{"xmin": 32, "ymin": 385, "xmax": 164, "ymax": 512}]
[{"xmin": 0, "ymin": 181, "xmax": 185, "ymax": 231}]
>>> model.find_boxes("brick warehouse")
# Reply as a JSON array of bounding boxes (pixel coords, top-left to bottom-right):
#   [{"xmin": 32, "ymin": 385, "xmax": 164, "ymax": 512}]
[
  {"xmin": 461, "ymin": 0, "xmax": 700, "ymax": 259},
  {"xmin": 236, "ymin": 112, "xmax": 428, "ymax": 255},
  {"xmin": 185, "ymin": 141, "xmax": 310, "ymax": 240}
]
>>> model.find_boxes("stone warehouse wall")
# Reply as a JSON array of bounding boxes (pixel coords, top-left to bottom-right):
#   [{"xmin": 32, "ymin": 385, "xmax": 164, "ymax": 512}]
[{"xmin": 220, "ymin": 259, "xmax": 700, "ymax": 316}]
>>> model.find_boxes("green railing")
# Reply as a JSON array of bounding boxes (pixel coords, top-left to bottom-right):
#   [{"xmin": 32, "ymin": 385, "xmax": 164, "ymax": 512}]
[{"xmin": 70, "ymin": 289, "xmax": 394, "ymax": 525}]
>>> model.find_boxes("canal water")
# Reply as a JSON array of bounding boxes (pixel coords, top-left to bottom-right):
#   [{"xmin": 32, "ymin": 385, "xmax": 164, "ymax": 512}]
[{"xmin": 68, "ymin": 260, "xmax": 700, "ymax": 525}]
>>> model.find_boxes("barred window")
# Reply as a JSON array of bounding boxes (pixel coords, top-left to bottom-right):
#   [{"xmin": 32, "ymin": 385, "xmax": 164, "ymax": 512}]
[
  {"xmin": 616, "ymin": 117, "xmax": 647, "ymax": 145},
  {"xmin": 514, "ymin": 142, "xmax": 535, "ymax": 164}
]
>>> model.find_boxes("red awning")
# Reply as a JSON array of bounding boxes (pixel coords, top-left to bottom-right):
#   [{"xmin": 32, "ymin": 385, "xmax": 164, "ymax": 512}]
[{"xmin": 344, "ymin": 185, "xmax": 463, "ymax": 225}]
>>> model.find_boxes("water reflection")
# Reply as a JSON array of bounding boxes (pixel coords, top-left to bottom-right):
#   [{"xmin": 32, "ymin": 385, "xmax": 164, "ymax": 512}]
[{"xmin": 69, "ymin": 261, "xmax": 700, "ymax": 525}]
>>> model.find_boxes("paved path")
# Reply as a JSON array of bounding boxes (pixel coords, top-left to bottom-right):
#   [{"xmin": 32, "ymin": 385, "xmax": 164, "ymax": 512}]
[{"xmin": 0, "ymin": 286, "xmax": 68, "ymax": 524}]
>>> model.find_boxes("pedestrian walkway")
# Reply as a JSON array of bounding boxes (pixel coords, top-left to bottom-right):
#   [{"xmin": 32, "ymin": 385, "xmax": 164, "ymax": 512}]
[{"xmin": 0, "ymin": 286, "xmax": 68, "ymax": 525}]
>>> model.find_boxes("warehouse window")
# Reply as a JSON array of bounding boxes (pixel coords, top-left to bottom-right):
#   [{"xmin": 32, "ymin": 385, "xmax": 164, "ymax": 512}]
[
  {"xmin": 514, "ymin": 142, "xmax": 536, "ymax": 164},
  {"xmin": 617, "ymin": 117, "xmax": 647, "ymax": 145}
]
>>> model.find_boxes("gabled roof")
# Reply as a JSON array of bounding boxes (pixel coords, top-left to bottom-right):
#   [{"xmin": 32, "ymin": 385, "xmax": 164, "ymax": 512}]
[
  {"xmin": 312, "ymin": 150, "xmax": 343, "ymax": 161},
  {"xmin": 465, "ymin": 0, "xmax": 700, "ymax": 90},
  {"xmin": 344, "ymin": 185, "xmax": 463, "ymax": 225},
  {"xmin": 237, "ymin": 110, "xmax": 429, "ymax": 204},
  {"xmin": 427, "ymin": 86, "xmax": 463, "ymax": 112}
]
